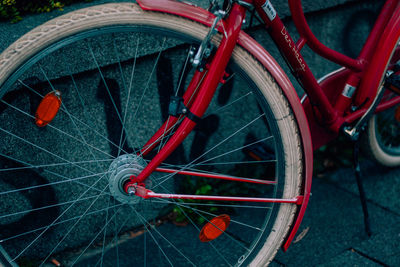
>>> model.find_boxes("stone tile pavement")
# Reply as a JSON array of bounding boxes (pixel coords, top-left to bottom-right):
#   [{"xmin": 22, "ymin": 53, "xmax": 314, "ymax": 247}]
[{"xmin": 273, "ymin": 160, "xmax": 400, "ymax": 266}]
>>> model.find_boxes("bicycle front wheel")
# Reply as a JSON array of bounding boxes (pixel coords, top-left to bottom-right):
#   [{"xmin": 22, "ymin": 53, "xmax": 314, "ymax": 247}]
[{"xmin": 0, "ymin": 3, "xmax": 303, "ymax": 266}]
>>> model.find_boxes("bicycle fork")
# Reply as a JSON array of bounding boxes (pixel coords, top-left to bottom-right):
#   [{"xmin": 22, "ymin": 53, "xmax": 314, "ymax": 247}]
[{"xmin": 124, "ymin": 3, "xmax": 247, "ymax": 192}]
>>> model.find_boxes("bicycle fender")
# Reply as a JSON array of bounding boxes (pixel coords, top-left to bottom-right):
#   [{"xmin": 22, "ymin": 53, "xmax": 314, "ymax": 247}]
[{"xmin": 137, "ymin": 0, "xmax": 313, "ymax": 252}]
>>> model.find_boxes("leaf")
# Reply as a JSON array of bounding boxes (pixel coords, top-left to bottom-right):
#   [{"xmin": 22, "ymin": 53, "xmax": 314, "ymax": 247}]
[{"xmin": 293, "ymin": 226, "xmax": 310, "ymax": 243}]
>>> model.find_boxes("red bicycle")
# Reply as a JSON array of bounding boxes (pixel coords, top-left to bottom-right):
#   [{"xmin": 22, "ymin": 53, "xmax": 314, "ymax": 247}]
[{"xmin": 0, "ymin": 0, "xmax": 399, "ymax": 265}]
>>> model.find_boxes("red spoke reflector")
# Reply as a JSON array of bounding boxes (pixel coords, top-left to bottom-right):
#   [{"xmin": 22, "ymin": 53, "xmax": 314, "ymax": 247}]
[
  {"xmin": 35, "ymin": 91, "xmax": 62, "ymax": 127},
  {"xmin": 199, "ymin": 214, "xmax": 230, "ymax": 242}
]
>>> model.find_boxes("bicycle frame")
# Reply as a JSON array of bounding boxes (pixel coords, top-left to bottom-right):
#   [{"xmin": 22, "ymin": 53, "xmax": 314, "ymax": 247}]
[{"xmin": 132, "ymin": 0, "xmax": 400, "ymax": 251}]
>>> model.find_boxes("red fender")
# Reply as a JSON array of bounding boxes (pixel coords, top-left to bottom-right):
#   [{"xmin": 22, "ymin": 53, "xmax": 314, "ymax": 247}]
[{"xmin": 137, "ymin": 0, "xmax": 313, "ymax": 251}]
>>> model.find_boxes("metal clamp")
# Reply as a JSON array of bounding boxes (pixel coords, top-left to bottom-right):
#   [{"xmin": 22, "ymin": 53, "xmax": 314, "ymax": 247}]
[{"xmin": 168, "ymin": 96, "xmax": 201, "ymax": 123}]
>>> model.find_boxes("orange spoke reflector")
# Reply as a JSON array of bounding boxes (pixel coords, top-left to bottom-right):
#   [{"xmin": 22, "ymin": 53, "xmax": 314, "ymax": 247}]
[
  {"xmin": 199, "ymin": 214, "xmax": 230, "ymax": 242},
  {"xmin": 35, "ymin": 90, "xmax": 62, "ymax": 127},
  {"xmin": 395, "ymin": 105, "xmax": 400, "ymax": 122}
]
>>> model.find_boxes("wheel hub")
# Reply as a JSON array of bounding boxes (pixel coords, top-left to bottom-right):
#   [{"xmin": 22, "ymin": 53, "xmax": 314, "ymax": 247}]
[{"xmin": 108, "ymin": 154, "xmax": 150, "ymax": 204}]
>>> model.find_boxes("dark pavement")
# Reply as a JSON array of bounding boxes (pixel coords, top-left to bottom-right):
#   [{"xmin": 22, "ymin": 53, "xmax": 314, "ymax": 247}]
[{"xmin": 273, "ymin": 160, "xmax": 400, "ymax": 266}]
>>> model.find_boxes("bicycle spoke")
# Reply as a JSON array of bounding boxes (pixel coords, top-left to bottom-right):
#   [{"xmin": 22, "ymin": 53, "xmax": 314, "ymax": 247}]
[
  {"xmin": 156, "ymin": 183, "xmax": 233, "ymax": 265},
  {"xmin": 137, "ymin": 214, "xmax": 173, "ymax": 266},
  {"xmin": 165, "ymin": 197, "xmax": 232, "ymax": 266},
  {"xmin": 100, "ymin": 196, "xmax": 112, "ymax": 266},
  {"xmin": 92, "ymin": 209, "xmax": 133, "ymax": 267},
  {"xmin": 152, "ymin": 197, "xmax": 251, "ymax": 252},
  {"xmin": 68, "ymin": 72, "xmax": 126, "ymax": 157},
  {"xmin": 0, "ymin": 193, "xmax": 107, "ymax": 220},
  {"xmin": 119, "ymin": 36, "xmax": 140, "ymax": 156},
  {"xmin": 130, "ymin": 37, "xmax": 166, "ymax": 155},
  {"xmin": 87, "ymin": 43, "xmax": 124, "ymax": 126},
  {"xmin": 194, "ymin": 135, "xmax": 274, "ymax": 167},
  {"xmin": 154, "ymin": 44, "xmax": 194, "ymax": 154},
  {"xmin": 0, "ymin": 203, "xmax": 125, "ymax": 243},
  {"xmin": 157, "ymin": 116, "xmax": 172, "ymax": 154},
  {"xmin": 0, "ymin": 171, "xmax": 104, "ymax": 196},
  {"xmin": 110, "ymin": 36, "xmax": 134, "ymax": 159},
  {"xmin": 17, "ymin": 79, "xmax": 126, "ymax": 157},
  {"xmin": 1, "ymin": 99, "xmax": 114, "ymax": 159},
  {"xmin": 154, "ymin": 198, "xmax": 262, "ymax": 232},
  {"xmin": 153, "ymin": 114, "xmax": 266, "ymax": 188},
  {"xmin": 130, "ymin": 207, "xmax": 194, "ymax": 266},
  {"xmin": 40, "ymin": 183, "xmax": 111, "ymax": 265},
  {"xmin": 114, "ymin": 197, "xmax": 120, "ymax": 267},
  {"xmin": 69, "ymin": 204, "xmax": 124, "ymax": 266},
  {"xmin": 175, "ymin": 45, "xmax": 193, "ymax": 97},
  {"xmin": 204, "ymin": 89, "xmax": 250, "ymax": 117},
  {"xmin": 144, "ymin": 228, "xmax": 147, "ymax": 267},
  {"xmin": 11, "ymin": 173, "xmax": 107, "ymax": 261},
  {"xmin": 0, "ymin": 151, "xmax": 110, "ymax": 196},
  {"xmin": 140, "ymin": 116, "xmax": 184, "ymax": 156},
  {"xmin": 0, "ymin": 158, "xmax": 112, "ymax": 172},
  {"xmin": 58, "ymin": 97, "xmax": 105, "ymax": 166},
  {"xmin": 39, "ymin": 64, "xmax": 101, "ymax": 163},
  {"xmin": 0, "ymin": 127, "xmax": 101, "ymax": 177},
  {"xmin": 69, "ymin": 73, "xmax": 101, "ymax": 130}
]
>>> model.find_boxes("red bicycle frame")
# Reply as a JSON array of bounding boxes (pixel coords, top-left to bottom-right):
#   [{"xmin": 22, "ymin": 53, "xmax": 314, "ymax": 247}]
[{"xmin": 129, "ymin": 0, "xmax": 400, "ymax": 251}]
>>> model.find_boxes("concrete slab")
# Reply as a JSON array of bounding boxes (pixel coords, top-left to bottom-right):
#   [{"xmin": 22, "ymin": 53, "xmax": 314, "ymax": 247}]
[
  {"xmin": 274, "ymin": 172, "xmax": 400, "ymax": 266},
  {"xmin": 326, "ymin": 160, "xmax": 400, "ymax": 214},
  {"xmin": 318, "ymin": 250, "xmax": 382, "ymax": 267},
  {"xmin": 354, "ymin": 223, "xmax": 400, "ymax": 266}
]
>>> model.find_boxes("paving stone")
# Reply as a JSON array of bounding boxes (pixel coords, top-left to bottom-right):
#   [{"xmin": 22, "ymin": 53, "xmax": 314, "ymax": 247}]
[
  {"xmin": 354, "ymin": 225, "xmax": 400, "ymax": 266},
  {"xmin": 318, "ymin": 250, "xmax": 382, "ymax": 267},
  {"xmin": 274, "ymin": 174, "xmax": 400, "ymax": 266},
  {"xmin": 326, "ymin": 160, "xmax": 400, "ymax": 214}
]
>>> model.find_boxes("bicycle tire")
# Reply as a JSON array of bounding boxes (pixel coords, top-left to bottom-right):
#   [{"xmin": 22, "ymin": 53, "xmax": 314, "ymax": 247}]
[
  {"xmin": 0, "ymin": 3, "xmax": 303, "ymax": 266},
  {"xmin": 363, "ymin": 40, "xmax": 400, "ymax": 167}
]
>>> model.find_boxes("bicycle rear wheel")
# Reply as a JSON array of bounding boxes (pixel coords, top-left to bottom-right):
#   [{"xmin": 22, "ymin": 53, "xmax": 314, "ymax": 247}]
[
  {"xmin": 364, "ymin": 41, "xmax": 400, "ymax": 167},
  {"xmin": 0, "ymin": 3, "xmax": 303, "ymax": 266}
]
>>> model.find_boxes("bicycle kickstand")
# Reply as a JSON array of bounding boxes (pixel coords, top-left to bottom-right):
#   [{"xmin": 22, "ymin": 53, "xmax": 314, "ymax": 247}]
[
  {"xmin": 343, "ymin": 80, "xmax": 388, "ymax": 237},
  {"xmin": 352, "ymin": 138, "xmax": 372, "ymax": 236}
]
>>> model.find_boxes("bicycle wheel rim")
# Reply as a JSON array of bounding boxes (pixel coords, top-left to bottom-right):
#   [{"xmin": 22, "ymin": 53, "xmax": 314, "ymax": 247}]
[
  {"xmin": 374, "ymin": 103, "xmax": 400, "ymax": 156},
  {"xmin": 0, "ymin": 17, "xmax": 296, "ymax": 267}
]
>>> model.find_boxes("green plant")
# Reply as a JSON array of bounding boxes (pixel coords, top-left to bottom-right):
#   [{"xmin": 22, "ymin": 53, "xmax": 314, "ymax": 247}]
[
  {"xmin": 0, "ymin": 0, "xmax": 21, "ymax": 22},
  {"xmin": 0, "ymin": 0, "xmax": 92, "ymax": 22}
]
